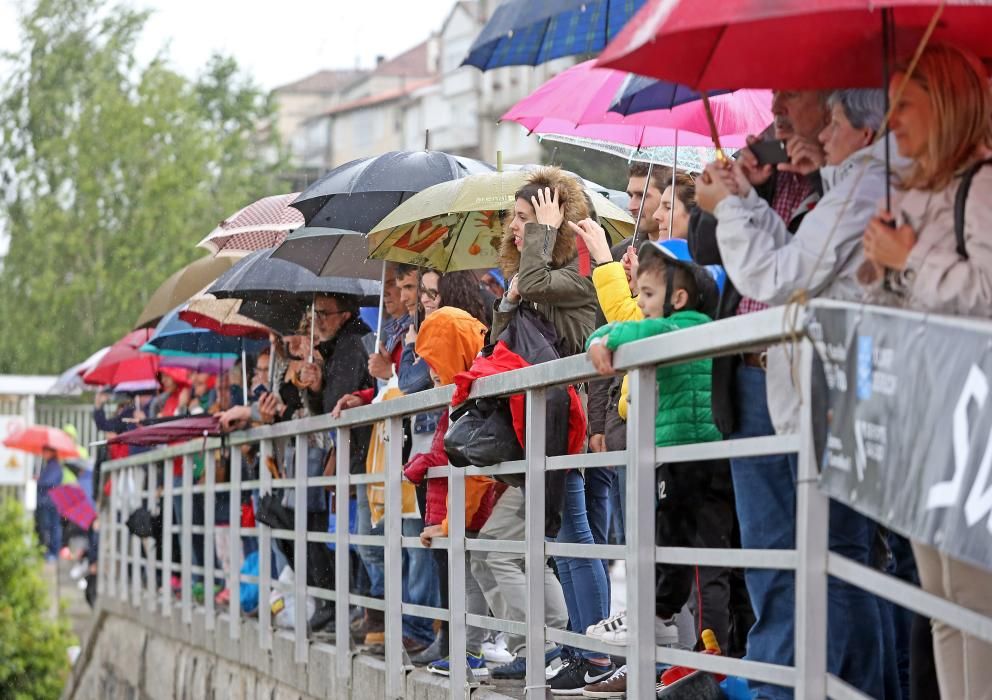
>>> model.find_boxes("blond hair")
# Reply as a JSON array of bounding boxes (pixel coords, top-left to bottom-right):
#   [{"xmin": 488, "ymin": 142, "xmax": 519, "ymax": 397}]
[{"xmin": 898, "ymin": 44, "xmax": 992, "ymax": 191}]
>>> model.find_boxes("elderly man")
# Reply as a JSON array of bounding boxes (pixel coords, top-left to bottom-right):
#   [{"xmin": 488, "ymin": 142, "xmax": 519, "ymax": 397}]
[{"xmin": 692, "ymin": 90, "xmax": 889, "ymax": 699}]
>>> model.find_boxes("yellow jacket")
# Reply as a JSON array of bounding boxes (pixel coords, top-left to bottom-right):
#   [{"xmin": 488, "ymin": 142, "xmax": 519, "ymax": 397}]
[
  {"xmin": 367, "ymin": 386, "xmax": 418, "ymax": 525},
  {"xmin": 591, "ymin": 262, "xmax": 643, "ymax": 420}
]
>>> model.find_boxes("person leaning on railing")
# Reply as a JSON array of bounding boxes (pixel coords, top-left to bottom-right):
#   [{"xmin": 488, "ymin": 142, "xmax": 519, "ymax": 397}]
[{"xmin": 858, "ymin": 43, "xmax": 992, "ymax": 700}]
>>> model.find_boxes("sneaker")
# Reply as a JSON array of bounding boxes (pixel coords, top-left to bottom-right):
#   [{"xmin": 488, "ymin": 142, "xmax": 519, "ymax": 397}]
[
  {"xmin": 550, "ymin": 659, "xmax": 615, "ymax": 696},
  {"xmin": 586, "ymin": 611, "xmax": 626, "ymax": 641},
  {"xmin": 410, "ymin": 630, "xmax": 448, "ymax": 666},
  {"xmin": 309, "ymin": 602, "xmax": 335, "ymax": 633},
  {"xmin": 214, "ymin": 588, "xmax": 231, "ymax": 607},
  {"xmin": 403, "ymin": 636, "xmax": 429, "ymax": 654},
  {"xmin": 655, "ymin": 616, "xmax": 680, "ymax": 647},
  {"xmin": 490, "ymin": 646, "xmax": 563, "ymax": 682},
  {"xmin": 427, "ymin": 652, "xmax": 489, "ymax": 679},
  {"xmin": 482, "ymin": 636, "xmax": 514, "ymax": 664},
  {"xmin": 582, "ymin": 664, "xmax": 627, "ymax": 698}
]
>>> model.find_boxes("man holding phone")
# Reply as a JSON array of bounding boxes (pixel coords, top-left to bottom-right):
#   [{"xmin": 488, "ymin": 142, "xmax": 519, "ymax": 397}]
[{"xmin": 685, "ymin": 90, "xmax": 830, "ymax": 697}]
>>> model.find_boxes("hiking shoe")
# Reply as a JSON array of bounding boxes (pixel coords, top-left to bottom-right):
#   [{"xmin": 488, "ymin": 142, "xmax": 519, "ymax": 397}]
[
  {"xmin": 586, "ymin": 611, "xmax": 626, "ymax": 641},
  {"xmin": 410, "ymin": 630, "xmax": 448, "ymax": 666},
  {"xmin": 582, "ymin": 664, "xmax": 626, "ymax": 698},
  {"xmin": 427, "ymin": 652, "xmax": 489, "ymax": 679},
  {"xmin": 403, "ymin": 636, "xmax": 429, "ymax": 654},
  {"xmin": 550, "ymin": 659, "xmax": 615, "ymax": 696},
  {"xmin": 309, "ymin": 602, "xmax": 335, "ymax": 633},
  {"xmin": 364, "ymin": 630, "xmax": 385, "ymax": 646},
  {"xmin": 490, "ymin": 646, "xmax": 563, "ymax": 681}
]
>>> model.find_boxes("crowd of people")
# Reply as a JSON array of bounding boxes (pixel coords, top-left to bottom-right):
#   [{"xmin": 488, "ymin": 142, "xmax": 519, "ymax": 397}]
[{"xmin": 92, "ymin": 42, "xmax": 992, "ymax": 700}]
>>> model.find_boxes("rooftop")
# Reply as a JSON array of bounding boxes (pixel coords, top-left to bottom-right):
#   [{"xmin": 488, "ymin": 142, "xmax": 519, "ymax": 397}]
[{"xmin": 274, "ymin": 69, "xmax": 371, "ymax": 95}]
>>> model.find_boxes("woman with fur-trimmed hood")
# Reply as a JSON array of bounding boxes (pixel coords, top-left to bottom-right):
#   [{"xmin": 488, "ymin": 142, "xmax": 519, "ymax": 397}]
[{"xmin": 491, "ymin": 166, "xmax": 598, "ymax": 357}]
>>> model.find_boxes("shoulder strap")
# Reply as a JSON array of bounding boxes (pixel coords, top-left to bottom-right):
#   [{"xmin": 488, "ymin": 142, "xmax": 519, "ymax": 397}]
[{"xmin": 954, "ymin": 157, "xmax": 992, "ymax": 259}]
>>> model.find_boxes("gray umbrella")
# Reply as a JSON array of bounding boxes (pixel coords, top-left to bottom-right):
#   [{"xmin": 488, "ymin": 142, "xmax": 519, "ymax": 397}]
[
  {"xmin": 269, "ymin": 226, "xmax": 382, "ymax": 278},
  {"xmin": 290, "ymin": 150, "xmax": 494, "ymax": 232}
]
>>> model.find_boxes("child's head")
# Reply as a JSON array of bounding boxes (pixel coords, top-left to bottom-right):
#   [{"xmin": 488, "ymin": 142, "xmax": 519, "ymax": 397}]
[
  {"xmin": 415, "ymin": 307, "xmax": 488, "ymax": 386},
  {"xmin": 635, "ymin": 240, "xmax": 721, "ymax": 319}
]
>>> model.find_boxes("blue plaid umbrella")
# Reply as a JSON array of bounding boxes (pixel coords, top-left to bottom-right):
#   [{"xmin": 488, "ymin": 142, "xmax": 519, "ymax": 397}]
[
  {"xmin": 608, "ymin": 75, "xmax": 732, "ymax": 116},
  {"xmin": 463, "ymin": 0, "xmax": 645, "ymax": 71}
]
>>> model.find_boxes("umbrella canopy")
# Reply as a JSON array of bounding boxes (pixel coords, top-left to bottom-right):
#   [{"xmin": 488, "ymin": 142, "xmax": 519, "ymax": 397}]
[
  {"xmin": 156, "ymin": 354, "xmax": 239, "ymax": 374},
  {"xmin": 197, "ymin": 193, "xmax": 305, "ymax": 257},
  {"xmin": 597, "ymin": 0, "xmax": 992, "ymax": 89},
  {"xmin": 290, "ymin": 151, "xmax": 494, "ymax": 232},
  {"xmin": 49, "ymin": 346, "xmax": 110, "ymax": 395},
  {"xmin": 3, "ymin": 425, "xmax": 80, "ymax": 459},
  {"xmin": 502, "ymin": 60, "xmax": 772, "ymax": 165},
  {"xmin": 367, "ymin": 171, "xmax": 634, "ymax": 271},
  {"xmin": 462, "ymin": 0, "xmax": 646, "ymax": 70},
  {"xmin": 108, "ymin": 415, "xmax": 222, "ymax": 447},
  {"xmin": 270, "ymin": 226, "xmax": 386, "ymax": 278},
  {"xmin": 609, "ymin": 75, "xmax": 731, "ymax": 115},
  {"xmin": 142, "ymin": 307, "xmax": 268, "ymax": 357},
  {"xmin": 83, "ymin": 329, "xmax": 159, "ymax": 386},
  {"xmin": 179, "ymin": 293, "xmax": 272, "ymax": 339},
  {"xmin": 48, "ymin": 484, "xmax": 97, "ymax": 530},
  {"xmin": 207, "ymin": 247, "xmax": 382, "ymax": 307},
  {"xmin": 134, "ymin": 255, "xmax": 239, "ymax": 329}
]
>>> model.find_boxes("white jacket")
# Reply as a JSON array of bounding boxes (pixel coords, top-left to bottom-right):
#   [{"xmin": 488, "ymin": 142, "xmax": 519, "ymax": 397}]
[{"xmin": 713, "ymin": 137, "xmax": 901, "ymax": 433}]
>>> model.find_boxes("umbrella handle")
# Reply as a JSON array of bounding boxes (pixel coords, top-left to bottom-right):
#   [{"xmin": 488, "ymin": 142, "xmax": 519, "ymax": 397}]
[{"xmin": 374, "ymin": 263, "xmax": 386, "ymax": 349}]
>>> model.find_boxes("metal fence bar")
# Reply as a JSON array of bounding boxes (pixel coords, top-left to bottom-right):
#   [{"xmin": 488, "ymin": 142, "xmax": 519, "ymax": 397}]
[
  {"xmin": 293, "ymin": 434, "xmax": 308, "ymax": 663},
  {"xmin": 258, "ymin": 438, "xmax": 273, "ymax": 650},
  {"xmin": 795, "ymin": 339, "xmax": 828, "ymax": 700},
  {"xmin": 229, "ymin": 447, "xmax": 242, "ymax": 640},
  {"xmin": 144, "ymin": 463, "xmax": 157, "ymax": 614},
  {"xmin": 117, "ymin": 470, "xmax": 128, "ymax": 603},
  {"xmin": 523, "ymin": 388, "xmax": 547, "ymax": 700},
  {"xmin": 204, "ymin": 451, "xmax": 217, "ymax": 631},
  {"xmin": 384, "ymin": 415, "xmax": 404, "ymax": 699},
  {"xmin": 654, "ymin": 644, "xmax": 797, "ymax": 688},
  {"xmin": 181, "ymin": 455, "xmax": 193, "ymax": 624},
  {"xmin": 161, "ymin": 460, "xmax": 173, "ymax": 617},
  {"xmin": 627, "ymin": 365, "xmax": 658, "ymax": 700},
  {"xmin": 448, "ymin": 453, "xmax": 467, "ymax": 697},
  {"xmin": 335, "ymin": 426, "xmax": 351, "ymax": 690},
  {"xmin": 130, "ymin": 467, "xmax": 142, "ymax": 608}
]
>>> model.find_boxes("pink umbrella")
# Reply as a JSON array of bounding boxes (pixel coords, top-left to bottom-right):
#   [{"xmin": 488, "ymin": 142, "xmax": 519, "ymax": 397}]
[
  {"xmin": 501, "ymin": 60, "xmax": 772, "ymax": 167},
  {"xmin": 197, "ymin": 193, "xmax": 305, "ymax": 257}
]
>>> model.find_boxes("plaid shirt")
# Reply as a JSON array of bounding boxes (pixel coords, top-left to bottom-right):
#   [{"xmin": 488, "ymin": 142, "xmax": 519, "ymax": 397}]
[{"xmin": 737, "ymin": 172, "xmax": 814, "ymax": 316}]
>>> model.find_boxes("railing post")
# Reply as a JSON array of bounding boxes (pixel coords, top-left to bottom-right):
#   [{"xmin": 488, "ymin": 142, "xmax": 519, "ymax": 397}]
[
  {"xmin": 448, "ymin": 453, "xmax": 467, "ymax": 698},
  {"xmin": 145, "ymin": 462, "xmax": 157, "ymax": 614},
  {"xmin": 334, "ymin": 427, "xmax": 353, "ymax": 690},
  {"xmin": 229, "ymin": 446, "xmax": 242, "ymax": 640},
  {"xmin": 626, "ymin": 366, "xmax": 657, "ymax": 699},
  {"xmin": 181, "ymin": 454, "xmax": 193, "ymax": 624},
  {"xmin": 106, "ymin": 465, "xmax": 117, "ymax": 600},
  {"xmin": 204, "ymin": 449, "xmax": 217, "ymax": 631},
  {"xmin": 293, "ymin": 434, "xmax": 309, "ymax": 663},
  {"xmin": 259, "ymin": 438, "xmax": 273, "ymax": 650},
  {"xmin": 117, "ymin": 469, "xmax": 128, "ymax": 603},
  {"xmin": 524, "ymin": 388, "xmax": 547, "ymax": 700},
  {"xmin": 161, "ymin": 460, "xmax": 174, "ymax": 617},
  {"xmin": 384, "ymin": 415, "xmax": 405, "ymax": 699},
  {"xmin": 131, "ymin": 466, "xmax": 143, "ymax": 607},
  {"xmin": 795, "ymin": 338, "xmax": 828, "ymax": 699}
]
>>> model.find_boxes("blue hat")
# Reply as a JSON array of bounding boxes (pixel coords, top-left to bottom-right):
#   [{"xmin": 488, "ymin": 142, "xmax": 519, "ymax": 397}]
[{"xmin": 637, "ymin": 239, "xmax": 724, "ymax": 317}]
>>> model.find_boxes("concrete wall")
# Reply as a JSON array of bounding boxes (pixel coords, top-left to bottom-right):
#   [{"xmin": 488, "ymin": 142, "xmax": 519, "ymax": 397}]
[{"xmin": 65, "ymin": 600, "xmax": 516, "ymax": 700}]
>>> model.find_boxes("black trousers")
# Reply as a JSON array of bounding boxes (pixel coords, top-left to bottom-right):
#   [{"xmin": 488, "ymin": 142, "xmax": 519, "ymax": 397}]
[
  {"xmin": 655, "ymin": 458, "xmax": 737, "ymax": 650},
  {"xmin": 276, "ymin": 509, "xmax": 335, "ymax": 591}
]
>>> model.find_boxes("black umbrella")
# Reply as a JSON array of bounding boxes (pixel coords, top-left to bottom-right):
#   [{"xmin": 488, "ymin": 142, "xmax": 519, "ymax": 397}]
[
  {"xmin": 290, "ymin": 150, "xmax": 494, "ymax": 232},
  {"xmin": 269, "ymin": 226, "xmax": 382, "ymax": 278},
  {"xmin": 207, "ymin": 247, "xmax": 381, "ymax": 306}
]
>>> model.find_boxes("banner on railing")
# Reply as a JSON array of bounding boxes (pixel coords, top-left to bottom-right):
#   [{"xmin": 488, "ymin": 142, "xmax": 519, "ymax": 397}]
[{"xmin": 813, "ymin": 305, "xmax": 992, "ymax": 571}]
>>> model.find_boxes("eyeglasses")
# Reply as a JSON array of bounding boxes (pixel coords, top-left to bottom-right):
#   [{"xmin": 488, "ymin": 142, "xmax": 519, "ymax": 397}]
[
  {"xmin": 420, "ymin": 288, "xmax": 440, "ymax": 301},
  {"xmin": 314, "ymin": 309, "xmax": 348, "ymax": 318}
]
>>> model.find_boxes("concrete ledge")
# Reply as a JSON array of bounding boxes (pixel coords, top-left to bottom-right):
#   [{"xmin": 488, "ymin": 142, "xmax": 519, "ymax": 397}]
[{"xmin": 67, "ymin": 600, "xmax": 519, "ymax": 699}]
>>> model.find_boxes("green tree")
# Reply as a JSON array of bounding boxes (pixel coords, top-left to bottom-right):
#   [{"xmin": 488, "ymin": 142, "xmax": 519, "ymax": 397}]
[
  {"xmin": 0, "ymin": 499, "xmax": 75, "ymax": 699},
  {"xmin": 0, "ymin": 0, "xmax": 288, "ymax": 374}
]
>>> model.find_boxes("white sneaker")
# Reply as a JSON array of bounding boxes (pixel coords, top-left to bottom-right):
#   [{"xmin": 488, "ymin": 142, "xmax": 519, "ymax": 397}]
[
  {"xmin": 655, "ymin": 615, "xmax": 680, "ymax": 647},
  {"xmin": 481, "ymin": 636, "xmax": 514, "ymax": 664},
  {"xmin": 586, "ymin": 610, "xmax": 627, "ymax": 645}
]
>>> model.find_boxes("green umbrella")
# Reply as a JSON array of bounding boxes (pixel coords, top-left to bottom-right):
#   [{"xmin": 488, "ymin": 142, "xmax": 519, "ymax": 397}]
[{"xmin": 367, "ymin": 171, "xmax": 634, "ymax": 272}]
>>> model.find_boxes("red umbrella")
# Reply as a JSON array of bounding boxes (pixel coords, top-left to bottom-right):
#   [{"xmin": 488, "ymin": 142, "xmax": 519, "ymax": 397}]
[
  {"xmin": 598, "ymin": 0, "xmax": 992, "ymax": 89},
  {"xmin": 82, "ymin": 328, "xmax": 159, "ymax": 386},
  {"xmin": 48, "ymin": 484, "xmax": 97, "ymax": 530},
  {"xmin": 3, "ymin": 425, "xmax": 80, "ymax": 459},
  {"xmin": 107, "ymin": 415, "xmax": 221, "ymax": 447}
]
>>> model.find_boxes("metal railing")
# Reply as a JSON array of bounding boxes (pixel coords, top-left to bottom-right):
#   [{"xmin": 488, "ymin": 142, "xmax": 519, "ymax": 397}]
[{"xmin": 96, "ymin": 301, "xmax": 992, "ymax": 700}]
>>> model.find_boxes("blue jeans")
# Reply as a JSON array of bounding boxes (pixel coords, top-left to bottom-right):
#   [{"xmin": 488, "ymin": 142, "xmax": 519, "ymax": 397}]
[
  {"xmin": 355, "ymin": 486, "xmax": 385, "ymax": 597},
  {"xmin": 555, "ymin": 470, "xmax": 611, "ymax": 659},
  {"xmin": 36, "ymin": 498, "xmax": 62, "ymax": 558},
  {"xmin": 584, "ymin": 467, "xmax": 615, "ymax": 600},
  {"xmin": 731, "ymin": 366, "xmax": 884, "ymax": 699}
]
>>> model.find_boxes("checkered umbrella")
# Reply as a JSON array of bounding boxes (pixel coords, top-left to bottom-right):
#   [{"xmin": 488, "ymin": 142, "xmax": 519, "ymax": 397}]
[
  {"xmin": 48, "ymin": 484, "xmax": 97, "ymax": 530},
  {"xmin": 462, "ymin": 0, "xmax": 645, "ymax": 71},
  {"xmin": 198, "ymin": 193, "xmax": 304, "ymax": 257}
]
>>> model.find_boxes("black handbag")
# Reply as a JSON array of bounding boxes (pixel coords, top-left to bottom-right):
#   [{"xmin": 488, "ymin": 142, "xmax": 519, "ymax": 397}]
[{"xmin": 443, "ymin": 396, "xmax": 524, "ymax": 469}]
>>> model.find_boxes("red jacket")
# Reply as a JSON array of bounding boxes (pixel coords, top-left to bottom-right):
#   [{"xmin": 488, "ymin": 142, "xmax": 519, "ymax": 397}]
[{"xmin": 403, "ymin": 410, "xmax": 500, "ymax": 532}]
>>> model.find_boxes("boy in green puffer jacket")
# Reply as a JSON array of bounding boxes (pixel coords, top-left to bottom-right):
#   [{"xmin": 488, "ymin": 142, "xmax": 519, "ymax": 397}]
[{"xmin": 585, "ymin": 240, "xmax": 738, "ymax": 656}]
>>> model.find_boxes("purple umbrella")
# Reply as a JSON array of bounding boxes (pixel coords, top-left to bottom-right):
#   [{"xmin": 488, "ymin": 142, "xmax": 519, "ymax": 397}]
[{"xmin": 48, "ymin": 484, "xmax": 97, "ymax": 530}]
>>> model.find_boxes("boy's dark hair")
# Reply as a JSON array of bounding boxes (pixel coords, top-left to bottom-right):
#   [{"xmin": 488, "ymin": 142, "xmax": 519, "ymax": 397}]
[
  {"xmin": 637, "ymin": 255, "xmax": 701, "ymax": 311},
  {"xmin": 394, "ymin": 263, "xmax": 419, "ymax": 280}
]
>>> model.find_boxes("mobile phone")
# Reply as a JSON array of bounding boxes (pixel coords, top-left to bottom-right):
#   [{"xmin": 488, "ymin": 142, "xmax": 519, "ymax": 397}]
[{"xmin": 750, "ymin": 139, "xmax": 789, "ymax": 166}]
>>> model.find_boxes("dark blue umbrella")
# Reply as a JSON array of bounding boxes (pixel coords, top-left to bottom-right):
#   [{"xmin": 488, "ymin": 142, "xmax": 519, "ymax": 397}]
[
  {"xmin": 290, "ymin": 151, "xmax": 493, "ymax": 232},
  {"xmin": 608, "ymin": 75, "xmax": 732, "ymax": 116},
  {"xmin": 142, "ymin": 307, "xmax": 268, "ymax": 357},
  {"xmin": 463, "ymin": 0, "xmax": 645, "ymax": 71}
]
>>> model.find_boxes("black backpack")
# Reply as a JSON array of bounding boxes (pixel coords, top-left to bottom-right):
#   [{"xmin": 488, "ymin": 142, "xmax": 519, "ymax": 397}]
[{"xmin": 953, "ymin": 157, "xmax": 992, "ymax": 258}]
